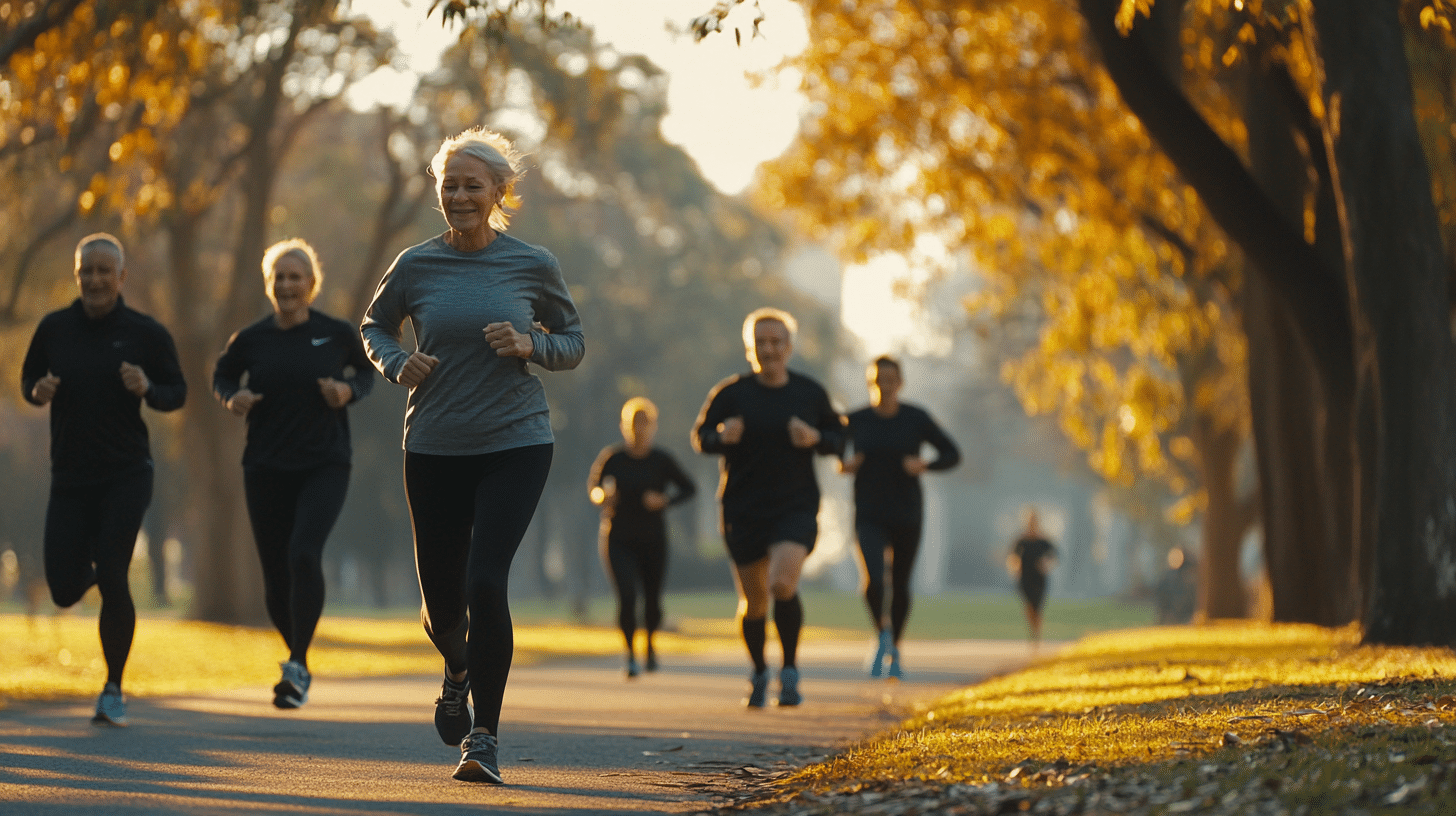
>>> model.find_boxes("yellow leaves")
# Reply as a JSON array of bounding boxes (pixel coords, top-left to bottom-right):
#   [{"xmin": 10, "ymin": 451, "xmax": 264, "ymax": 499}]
[
  {"xmin": 1115, "ymin": 0, "xmax": 1155, "ymax": 35},
  {"xmin": 1421, "ymin": 5, "xmax": 1454, "ymax": 31}
]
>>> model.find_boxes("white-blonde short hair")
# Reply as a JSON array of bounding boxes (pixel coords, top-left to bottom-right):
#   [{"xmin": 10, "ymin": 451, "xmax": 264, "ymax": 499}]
[
  {"xmin": 741, "ymin": 307, "xmax": 798, "ymax": 351},
  {"xmin": 261, "ymin": 238, "xmax": 323, "ymax": 299},
  {"xmin": 75, "ymin": 233, "xmax": 124, "ymax": 269},
  {"xmin": 429, "ymin": 127, "xmax": 527, "ymax": 231}
]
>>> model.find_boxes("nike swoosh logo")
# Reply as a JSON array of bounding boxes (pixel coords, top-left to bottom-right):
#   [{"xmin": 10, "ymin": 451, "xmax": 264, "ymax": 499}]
[{"xmin": 311, "ymin": 337, "xmax": 331, "ymax": 346}]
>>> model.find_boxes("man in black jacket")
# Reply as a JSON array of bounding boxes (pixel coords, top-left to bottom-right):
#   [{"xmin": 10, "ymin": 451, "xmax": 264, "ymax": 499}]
[{"xmin": 20, "ymin": 234, "xmax": 186, "ymax": 726}]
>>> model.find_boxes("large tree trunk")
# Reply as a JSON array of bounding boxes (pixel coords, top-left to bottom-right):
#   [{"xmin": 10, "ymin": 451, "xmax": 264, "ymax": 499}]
[{"xmin": 1308, "ymin": 1, "xmax": 1456, "ymax": 644}]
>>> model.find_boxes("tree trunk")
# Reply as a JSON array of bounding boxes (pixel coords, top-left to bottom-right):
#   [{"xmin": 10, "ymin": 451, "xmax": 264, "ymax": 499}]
[
  {"xmin": 165, "ymin": 215, "xmax": 269, "ymax": 625},
  {"xmin": 1191, "ymin": 405, "xmax": 1250, "ymax": 618},
  {"xmin": 1308, "ymin": 1, "xmax": 1456, "ymax": 644}
]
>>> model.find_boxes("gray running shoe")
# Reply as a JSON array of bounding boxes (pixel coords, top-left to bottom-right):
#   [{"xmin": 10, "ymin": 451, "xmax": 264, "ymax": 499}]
[
  {"xmin": 746, "ymin": 668, "xmax": 770, "ymax": 708},
  {"xmin": 778, "ymin": 666, "xmax": 802, "ymax": 707},
  {"xmin": 91, "ymin": 682, "xmax": 127, "ymax": 727},
  {"xmin": 434, "ymin": 675, "xmax": 472, "ymax": 745},
  {"xmin": 273, "ymin": 660, "xmax": 311, "ymax": 709},
  {"xmin": 453, "ymin": 731, "xmax": 502, "ymax": 783},
  {"xmin": 626, "ymin": 656, "xmax": 641, "ymax": 678}
]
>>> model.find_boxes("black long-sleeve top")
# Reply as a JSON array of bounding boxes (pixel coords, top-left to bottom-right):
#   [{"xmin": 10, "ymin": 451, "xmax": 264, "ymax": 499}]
[
  {"xmin": 588, "ymin": 446, "xmax": 697, "ymax": 543},
  {"xmin": 213, "ymin": 309, "xmax": 374, "ymax": 470},
  {"xmin": 21, "ymin": 297, "xmax": 186, "ymax": 484},
  {"xmin": 692, "ymin": 371, "xmax": 844, "ymax": 524},
  {"xmin": 844, "ymin": 403, "xmax": 960, "ymax": 526}
]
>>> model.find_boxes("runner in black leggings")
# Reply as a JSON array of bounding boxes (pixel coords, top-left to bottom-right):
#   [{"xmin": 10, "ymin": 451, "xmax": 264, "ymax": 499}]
[
  {"xmin": 362, "ymin": 127, "xmax": 585, "ymax": 784},
  {"xmin": 841, "ymin": 356, "xmax": 959, "ymax": 679},
  {"xmin": 20, "ymin": 233, "xmax": 187, "ymax": 726},
  {"xmin": 694, "ymin": 308, "xmax": 843, "ymax": 708},
  {"xmin": 214, "ymin": 239, "xmax": 374, "ymax": 708},
  {"xmin": 589, "ymin": 397, "xmax": 697, "ymax": 677}
]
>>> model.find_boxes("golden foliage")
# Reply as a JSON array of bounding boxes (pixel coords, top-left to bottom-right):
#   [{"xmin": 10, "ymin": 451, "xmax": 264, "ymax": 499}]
[{"xmin": 762, "ymin": 0, "xmax": 1248, "ymax": 512}]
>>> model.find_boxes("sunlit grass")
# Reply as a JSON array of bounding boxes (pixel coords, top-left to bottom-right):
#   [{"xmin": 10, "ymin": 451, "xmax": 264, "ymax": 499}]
[
  {"xmin": 0, "ymin": 613, "xmax": 740, "ymax": 703},
  {"xmin": 793, "ymin": 621, "xmax": 1456, "ymax": 789}
]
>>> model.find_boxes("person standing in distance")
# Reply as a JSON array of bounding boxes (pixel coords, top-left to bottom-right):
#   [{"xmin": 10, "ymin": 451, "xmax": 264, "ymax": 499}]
[
  {"xmin": 362, "ymin": 127, "xmax": 584, "ymax": 784},
  {"xmin": 1007, "ymin": 510, "xmax": 1058, "ymax": 649},
  {"xmin": 213, "ymin": 239, "xmax": 374, "ymax": 709},
  {"xmin": 20, "ymin": 233, "xmax": 187, "ymax": 726},
  {"xmin": 692, "ymin": 308, "xmax": 843, "ymax": 708},
  {"xmin": 589, "ymin": 397, "xmax": 697, "ymax": 678},
  {"xmin": 841, "ymin": 356, "xmax": 959, "ymax": 679}
]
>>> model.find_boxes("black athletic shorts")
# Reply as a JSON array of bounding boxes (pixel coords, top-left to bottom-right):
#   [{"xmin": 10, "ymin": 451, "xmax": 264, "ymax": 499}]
[
  {"xmin": 1019, "ymin": 576, "xmax": 1048, "ymax": 611},
  {"xmin": 723, "ymin": 511, "xmax": 817, "ymax": 566}
]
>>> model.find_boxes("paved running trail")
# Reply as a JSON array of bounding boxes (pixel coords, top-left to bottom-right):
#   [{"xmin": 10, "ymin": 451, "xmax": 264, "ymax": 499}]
[{"xmin": 0, "ymin": 638, "xmax": 1036, "ymax": 814}]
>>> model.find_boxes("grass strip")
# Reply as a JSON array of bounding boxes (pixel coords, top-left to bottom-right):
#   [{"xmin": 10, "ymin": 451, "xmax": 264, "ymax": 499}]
[
  {"xmin": 734, "ymin": 622, "xmax": 1456, "ymax": 815},
  {"xmin": 0, "ymin": 613, "xmax": 744, "ymax": 703}
]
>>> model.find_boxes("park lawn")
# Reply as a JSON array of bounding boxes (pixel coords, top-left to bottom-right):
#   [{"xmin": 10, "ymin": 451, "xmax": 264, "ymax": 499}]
[
  {"xmin": 745, "ymin": 622, "xmax": 1456, "ymax": 814},
  {"xmin": 0, "ymin": 613, "xmax": 740, "ymax": 704}
]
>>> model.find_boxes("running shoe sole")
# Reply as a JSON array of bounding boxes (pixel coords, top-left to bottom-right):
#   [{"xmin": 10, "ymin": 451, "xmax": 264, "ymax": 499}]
[{"xmin": 453, "ymin": 758, "xmax": 503, "ymax": 783}]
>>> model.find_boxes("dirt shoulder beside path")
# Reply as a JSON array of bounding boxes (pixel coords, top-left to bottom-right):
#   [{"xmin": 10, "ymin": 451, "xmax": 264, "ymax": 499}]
[{"xmin": 0, "ymin": 638, "xmax": 1034, "ymax": 815}]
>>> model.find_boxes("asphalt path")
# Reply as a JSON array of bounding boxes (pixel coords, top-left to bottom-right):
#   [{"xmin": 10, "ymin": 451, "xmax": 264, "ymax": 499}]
[{"xmin": 0, "ymin": 637, "xmax": 1039, "ymax": 815}]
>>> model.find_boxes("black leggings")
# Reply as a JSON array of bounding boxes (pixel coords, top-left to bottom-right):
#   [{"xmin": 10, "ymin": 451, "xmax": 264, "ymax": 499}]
[
  {"xmin": 405, "ymin": 444, "xmax": 553, "ymax": 736},
  {"xmin": 602, "ymin": 535, "xmax": 667, "ymax": 651},
  {"xmin": 856, "ymin": 519, "xmax": 922, "ymax": 642},
  {"xmin": 243, "ymin": 463, "xmax": 351, "ymax": 666},
  {"xmin": 45, "ymin": 462, "xmax": 153, "ymax": 687}
]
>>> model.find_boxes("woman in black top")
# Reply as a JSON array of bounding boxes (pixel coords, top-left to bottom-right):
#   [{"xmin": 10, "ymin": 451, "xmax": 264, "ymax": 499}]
[
  {"xmin": 1007, "ymin": 509, "xmax": 1058, "ymax": 648},
  {"xmin": 21, "ymin": 233, "xmax": 187, "ymax": 726},
  {"xmin": 693, "ymin": 308, "xmax": 843, "ymax": 708},
  {"xmin": 588, "ymin": 397, "xmax": 696, "ymax": 678},
  {"xmin": 213, "ymin": 238, "xmax": 374, "ymax": 709},
  {"xmin": 842, "ymin": 356, "xmax": 959, "ymax": 679}
]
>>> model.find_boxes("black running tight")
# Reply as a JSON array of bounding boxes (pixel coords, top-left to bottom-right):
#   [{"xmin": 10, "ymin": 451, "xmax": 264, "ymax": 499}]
[
  {"xmin": 856, "ymin": 520, "xmax": 922, "ymax": 642},
  {"xmin": 405, "ymin": 444, "xmax": 553, "ymax": 736},
  {"xmin": 243, "ymin": 463, "xmax": 351, "ymax": 666},
  {"xmin": 602, "ymin": 536, "xmax": 667, "ymax": 652},
  {"xmin": 44, "ymin": 462, "xmax": 153, "ymax": 688}
]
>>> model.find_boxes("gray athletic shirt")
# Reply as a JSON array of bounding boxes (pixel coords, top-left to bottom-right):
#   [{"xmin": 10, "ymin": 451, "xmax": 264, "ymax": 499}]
[{"xmin": 361, "ymin": 233, "xmax": 585, "ymax": 455}]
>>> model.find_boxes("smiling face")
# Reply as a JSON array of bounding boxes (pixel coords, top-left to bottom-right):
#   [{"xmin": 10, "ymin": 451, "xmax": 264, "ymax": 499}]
[
  {"xmin": 75, "ymin": 243, "xmax": 126, "ymax": 318},
  {"xmin": 438, "ymin": 151, "xmax": 501, "ymax": 240},
  {"xmin": 266, "ymin": 251, "xmax": 316, "ymax": 318},
  {"xmin": 749, "ymin": 318, "xmax": 792, "ymax": 378}
]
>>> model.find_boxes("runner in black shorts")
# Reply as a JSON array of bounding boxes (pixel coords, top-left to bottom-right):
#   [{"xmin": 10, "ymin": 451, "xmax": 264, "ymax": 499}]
[
  {"xmin": 841, "ymin": 356, "xmax": 959, "ymax": 679},
  {"xmin": 20, "ymin": 233, "xmax": 187, "ymax": 726},
  {"xmin": 214, "ymin": 238, "xmax": 374, "ymax": 709},
  {"xmin": 693, "ymin": 308, "xmax": 843, "ymax": 708},
  {"xmin": 589, "ymin": 397, "xmax": 696, "ymax": 678},
  {"xmin": 1008, "ymin": 510, "xmax": 1058, "ymax": 649}
]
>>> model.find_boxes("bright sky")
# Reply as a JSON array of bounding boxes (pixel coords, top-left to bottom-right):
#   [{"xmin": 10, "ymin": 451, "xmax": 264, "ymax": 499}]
[{"xmin": 345, "ymin": 0, "xmax": 809, "ymax": 195}]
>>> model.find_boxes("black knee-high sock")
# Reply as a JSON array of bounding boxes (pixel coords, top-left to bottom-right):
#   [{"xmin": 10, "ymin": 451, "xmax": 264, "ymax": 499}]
[
  {"xmin": 773, "ymin": 595, "xmax": 803, "ymax": 669},
  {"xmin": 741, "ymin": 616, "xmax": 768, "ymax": 672}
]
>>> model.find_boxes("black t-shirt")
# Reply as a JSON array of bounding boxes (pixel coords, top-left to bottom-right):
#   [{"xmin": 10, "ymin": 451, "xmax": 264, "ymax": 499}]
[
  {"xmin": 21, "ymin": 297, "xmax": 187, "ymax": 484},
  {"xmin": 844, "ymin": 403, "xmax": 959, "ymax": 526},
  {"xmin": 1013, "ymin": 535, "xmax": 1057, "ymax": 585},
  {"xmin": 693, "ymin": 371, "xmax": 844, "ymax": 524},
  {"xmin": 212, "ymin": 310, "xmax": 374, "ymax": 470},
  {"xmin": 588, "ymin": 446, "xmax": 697, "ymax": 543}
]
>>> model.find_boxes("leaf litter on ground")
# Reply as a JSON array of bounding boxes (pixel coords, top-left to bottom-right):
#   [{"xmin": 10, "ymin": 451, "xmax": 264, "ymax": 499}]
[{"xmin": 693, "ymin": 622, "xmax": 1456, "ymax": 815}]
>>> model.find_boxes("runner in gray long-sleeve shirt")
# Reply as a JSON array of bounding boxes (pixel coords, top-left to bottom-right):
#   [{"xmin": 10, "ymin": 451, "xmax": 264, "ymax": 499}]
[{"xmin": 361, "ymin": 127, "xmax": 584, "ymax": 785}]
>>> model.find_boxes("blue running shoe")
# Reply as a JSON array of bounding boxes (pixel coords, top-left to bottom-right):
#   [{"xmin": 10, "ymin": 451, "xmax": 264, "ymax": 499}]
[
  {"xmin": 746, "ymin": 668, "xmax": 770, "ymax": 708},
  {"xmin": 273, "ymin": 660, "xmax": 311, "ymax": 709},
  {"xmin": 778, "ymin": 666, "xmax": 803, "ymax": 707},
  {"xmin": 92, "ymin": 682, "xmax": 126, "ymax": 727},
  {"xmin": 887, "ymin": 645, "xmax": 904, "ymax": 680},
  {"xmin": 626, "ymin": 656, "xmax": 641, "ymax": 679},
  {"xmin": 453, "ymin": 730, "xmax": 502, "ymax": 783},
  {"xmin": 868, "ymin": 629, "xmax": 892, "ymax": 678},
  {"xmin": 435, "ymin": 675, "xmax": 472, "ymax": 745}
]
